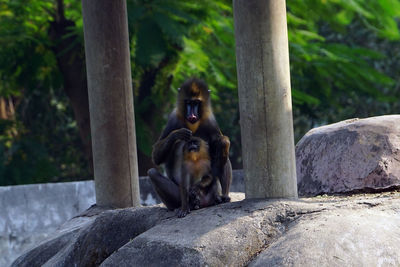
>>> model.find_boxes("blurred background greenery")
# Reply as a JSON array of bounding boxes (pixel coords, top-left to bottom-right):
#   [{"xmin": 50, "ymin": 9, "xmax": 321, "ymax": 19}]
[{"xmin": 0, "ymin": 0, "xmax": 399, "ymax": 185}]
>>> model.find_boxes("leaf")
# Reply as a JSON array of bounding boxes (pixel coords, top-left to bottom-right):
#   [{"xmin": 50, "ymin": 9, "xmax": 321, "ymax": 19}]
[
  {"xmin": 135, "ymin": 19, "xmax": 167, "ymax": 67},
  {"xmin": 343, "ymin": 0, "xmax": 374, "ymax": 19},
  {"xmin": 127, "ymin": 4, "xmax": 146, "ymax": 25},
  {"xmin": 335, "ymin": 9, "xmax": 354, "ymax": 25},
  {"xmin": 378, "ymin": 0, "xmax": 400, "ymax": 16},
  {"xmin": 292, "ymin": 89, "xmax": 321, "ymax": 105},
  {"xmin": 153, "ymin": 12, "xmax": 186, "ymax": 45},
  {"xmin": 295, "ymin": 30, "xmax": 326, "ymax": 41},
  {"xmin": 287, "ymin": 12, "xmax": 307, "ymax": 26}
]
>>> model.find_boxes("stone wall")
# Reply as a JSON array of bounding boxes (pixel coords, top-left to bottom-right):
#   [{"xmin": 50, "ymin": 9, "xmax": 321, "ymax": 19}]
[{"xmin": 0, "ymin": 181, "xmax": 95, "ymax": 267}]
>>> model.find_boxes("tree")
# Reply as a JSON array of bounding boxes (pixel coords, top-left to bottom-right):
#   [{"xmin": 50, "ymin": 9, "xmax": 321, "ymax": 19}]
[
  {"xmin": 0, "ymin": 0, "xmax": 237, "ymax": 183},
  {"xmin": 286, "ymin": 0, "xmax": 400, "ymax": 139},
  {"xmin": 127, "ymin": 0, "xmax": 239, "ymax": 172},
  {"xmin": 1, "ymin": 0, "xmax": 399, "ymax": 184},
  {"xmin": 0, "ymin": 0, "xmax": 90, "ymax": 184}
]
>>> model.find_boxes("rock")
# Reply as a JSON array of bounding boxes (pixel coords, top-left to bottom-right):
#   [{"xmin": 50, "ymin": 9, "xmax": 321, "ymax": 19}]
[
  {"xmin": 12, "ymin": 192, "xmax": 400, "ymax": 266},
  {"xmin": 12, "ymin": 193, "xmax": 244, "ymax": 267},
  {"xmin": 100, "ymin": 199, "xmax": 310, "ymax": 267},
  {"xmin": 10, "ymin": 205, "xmax": 107, "ymax": 267},
  {"xmin": 102, "ymin": 192, "xmax": 400, "ymax": 267},
  {"xmin": 296, "ymin": 115, "xmax": 400, "ymax": 196},
  {"xmin": 11, "ymin": 205, "xmax": 172, "ymax": 267},
  {"xmin": 250, "ymin": 204, "xmax": 400, "ymax": 267}
]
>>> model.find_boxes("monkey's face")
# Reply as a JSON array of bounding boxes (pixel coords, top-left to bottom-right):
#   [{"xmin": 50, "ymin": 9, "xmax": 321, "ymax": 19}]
[
  {"xmin": 178, "ymin": 78, "xmax": 210, "ymax": 125},
  {"xmin": 187, "ymin": 138, "xmax": 200, "ymax": 152},
  {"xmin": 185, "ymin": 99, "xmax": 201, "ymax": 124}
]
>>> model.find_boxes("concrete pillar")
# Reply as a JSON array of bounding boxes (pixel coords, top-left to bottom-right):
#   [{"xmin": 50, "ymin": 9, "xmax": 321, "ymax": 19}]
[
  {"xmin": 82, "ymin": 0, "xmax": 140, "ymax": 207},
  {"xmin": 233, "ymin": 0, "xmax": 298, "ymax": 198}
]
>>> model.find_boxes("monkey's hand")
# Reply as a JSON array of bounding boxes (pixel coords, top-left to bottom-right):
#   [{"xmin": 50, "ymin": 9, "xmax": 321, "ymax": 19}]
[
  {"xmin": 221, "ymin": 195, "xmax": 231, "ymax": 203},
  {"xmin": 152, "ymin": 128, "xmax": 192, "ymax": 165},
  {"xmin": 214, "ymin": 195, "xmax": 223, "ymax": 204},
  {"xmin": 176, "ymin": 207, "xmax": 190, "ymax": 218},
  {"xmin": 170, "ymin": 128, "xmax": 192, "ymax": 142}
]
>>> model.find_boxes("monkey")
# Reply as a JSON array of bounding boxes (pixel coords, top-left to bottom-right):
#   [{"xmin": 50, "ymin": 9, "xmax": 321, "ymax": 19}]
[
  {"xmin": 178, "ymin": 136, "xmax": 221, "ymax": 217},
  {"xmin": 147, "ymin": 78, "xmax": 232, "ymax": 215}
]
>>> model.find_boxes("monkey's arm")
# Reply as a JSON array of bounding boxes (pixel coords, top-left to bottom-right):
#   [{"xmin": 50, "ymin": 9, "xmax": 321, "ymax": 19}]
[
  {"xmin": 198, "ymin": 117, "xmax": 231, "ymax": 201},
  {"xmin": 152, "ymin": 115, "xmax": 191, "ymax": 165},
  {"xmin": 210, "ymin": 135, "xmax": 231, "ymax": 202}
]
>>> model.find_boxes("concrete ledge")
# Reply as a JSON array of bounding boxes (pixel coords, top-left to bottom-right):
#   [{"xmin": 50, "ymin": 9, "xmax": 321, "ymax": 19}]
[{"xmin": 0, "ymin": 181, "xmax": 95, "ymax": 267}]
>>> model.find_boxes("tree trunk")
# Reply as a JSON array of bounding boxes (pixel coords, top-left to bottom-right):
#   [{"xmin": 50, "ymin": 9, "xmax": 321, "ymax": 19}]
[
  {"xmin": 82, "ymin": 0, "xmax": 141, "ymax": 208},
  {"xmin": 233, "ymin": 0, "xmax": 298, "ymax": 198},
  {"xmin": 49, "ymin": 14, "xmax": 93, "ymax": 174}
]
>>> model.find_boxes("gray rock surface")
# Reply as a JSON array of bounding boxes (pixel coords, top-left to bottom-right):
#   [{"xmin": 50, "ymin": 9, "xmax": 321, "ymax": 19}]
[
  {"xmin": 296, "ymin": 115, "xmax": 400, "ymax": 196},
  {"xmin": 13, "ymin": 191, "xmax": 400, "ymax": 267},
  {"xmin": 11, "ymin": 205, "xmax": 172, "ymax": 267},
  {"xmin": 250, "ymin": 193, "xmax": 400, "ymax": 266},
  {"xmin": 101, "ymin": 197, "xmax": 304, "ymax": 267}
]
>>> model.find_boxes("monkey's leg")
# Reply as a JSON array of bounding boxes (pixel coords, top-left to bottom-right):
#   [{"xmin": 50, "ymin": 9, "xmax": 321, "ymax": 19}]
[
  {"xmin": 196, "ymin": 183, "xmax": 221, "ymax": 208},
  {"xmin": 177, "ymin": 165, "xmax": 191, "ymax": 218},
  {"xmin": 148, "ymin": 168, "xmax": 180, "ymax": 210},
  {"xmin": 190, "ymin": 174, "xmax": 218, "ymax": 209},
  {"xmin": 189, "ymin": 177, "xmax": 222, "ymax": 209},
  {"xmin": 220, "ymin": 159, "xmax": 232, "ymax": 202},
  {"xmin": 189, "ymin": 187, "xmax": 201, "ymax": 210},
  {"xmin": 218, "ymin": 135, "xmax": 232, "ymax": 202}
]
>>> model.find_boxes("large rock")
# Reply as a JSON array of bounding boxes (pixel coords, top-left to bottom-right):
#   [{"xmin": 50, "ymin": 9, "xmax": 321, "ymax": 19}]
[
  {"xmin": 11, "ymin": 205, "xmax": 172, "ymax": 267},
  {"xmin": 12, "ymin": 192, "xmax": 400, "ymax": 266},
  {"xmin": 250, "ymin": 194, "xmax": 400, "ymax": 266},
  {"xmin": 296, "ymin": 115, "xmax": 400, "ymax": 196},
  {"xmin": 100, "ymin": 199, "xmax": 305, "ymax": 267}
]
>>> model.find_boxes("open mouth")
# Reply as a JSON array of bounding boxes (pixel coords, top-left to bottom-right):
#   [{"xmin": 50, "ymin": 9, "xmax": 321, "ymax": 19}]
[{"xmin": 187, "ymin": 115, "xmax": 198, "ymax": 124}]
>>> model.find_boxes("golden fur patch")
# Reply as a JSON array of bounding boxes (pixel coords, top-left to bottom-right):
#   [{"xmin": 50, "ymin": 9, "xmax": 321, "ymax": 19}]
[
  {"xmin": 183, "ymin": 138, "xmax": 211, "ymax": 183},
  {"xmin": 191, "ymin": 82, "xmax": 200, "ymax": 96},
  {"xmin": 186, "ymin": 120, "xmax": 200, "ymax": 133}
]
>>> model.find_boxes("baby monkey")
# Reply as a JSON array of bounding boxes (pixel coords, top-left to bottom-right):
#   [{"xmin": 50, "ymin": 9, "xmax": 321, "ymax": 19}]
[{"xmin": 178, "ymin": 136, "xmax": 221, "ymax": 218}]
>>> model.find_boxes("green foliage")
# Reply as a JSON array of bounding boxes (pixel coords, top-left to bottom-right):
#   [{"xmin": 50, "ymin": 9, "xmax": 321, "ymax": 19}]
[
  {"xmin": 0, "ymin": 0, "xmax": 399, "ymax": 183},
  {"xmin": 127, "ymin": 0, "xmax": 236, "ymax": 159},
  {"xmin": 287, "ymin": 0, "xmax": 400, "ymax": 139},
  {"xmin": 0, "ymin": 137, "xmax": 58, "ymax": 185},
  {"xmin": 0, "ymin": 0, "xmax": 89, "ymax": 185},
  {"xmin": 128, "ymin": 0, "xmax": 205, "ymax": 68}
]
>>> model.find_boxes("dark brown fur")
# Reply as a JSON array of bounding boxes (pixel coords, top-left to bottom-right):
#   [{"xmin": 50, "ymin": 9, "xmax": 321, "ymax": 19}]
[
  {"xmin": 179, "ymin": 137, "xmax": 219, "ymax": 217},
  {"xmin": 148, "ymin": 78, "xmax": 232, "ymax": 218}
]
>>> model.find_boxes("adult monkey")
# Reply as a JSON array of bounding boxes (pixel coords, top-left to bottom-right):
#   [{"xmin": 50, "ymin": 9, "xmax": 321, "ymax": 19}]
[{"xmin": 147, "ymin": 78, "xmax": 232, "ymax": 212}]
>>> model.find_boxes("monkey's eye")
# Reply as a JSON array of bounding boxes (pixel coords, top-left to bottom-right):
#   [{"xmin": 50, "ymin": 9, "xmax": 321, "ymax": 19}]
[
  {"xmin": 188, "ymin": 140, "xmax": 198, "ymax": 147},
  {"xmin": 185, "ymin": 99, "xmax": 201, "ymax": 105},
  {"xmin": 188, "ymin": 100, "xmax": 201, "ymax": 106}
]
